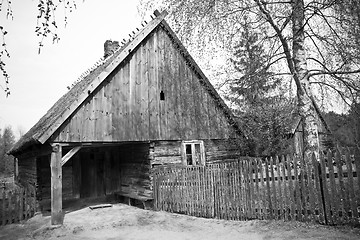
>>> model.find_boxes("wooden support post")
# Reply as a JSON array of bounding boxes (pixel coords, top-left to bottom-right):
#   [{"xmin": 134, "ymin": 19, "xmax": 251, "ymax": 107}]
[{"xmin": 51, "ymin": 144, "xmax": 64, "ymax": 225}]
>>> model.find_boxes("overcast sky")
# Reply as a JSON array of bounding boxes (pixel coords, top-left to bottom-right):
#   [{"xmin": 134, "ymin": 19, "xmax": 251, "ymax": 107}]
[{"xmin": 0, "ymin": 0, "xmax": 144, "ymax": 138}]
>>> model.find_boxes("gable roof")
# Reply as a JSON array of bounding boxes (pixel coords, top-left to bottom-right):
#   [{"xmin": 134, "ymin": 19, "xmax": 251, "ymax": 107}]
[{"xmin": 10, "ymin": 10, "xmax": 243, "ymax": 155}]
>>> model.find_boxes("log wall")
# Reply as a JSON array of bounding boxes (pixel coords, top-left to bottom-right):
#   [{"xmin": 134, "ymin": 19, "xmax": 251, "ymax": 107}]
[
  {"xmin": 38, "ymin": 154, "xmax": 74, "ymax": 202},
  {"xmin": 150, "ymin": 139, "xmax": 242, "ymax": 166},
  {"xmin": 18, "ymin": 157, "xmax": 37, "ymax": 188},
  {"xmin": 118, "ymin": 143, "xmax": 152, "ymax": 199}
]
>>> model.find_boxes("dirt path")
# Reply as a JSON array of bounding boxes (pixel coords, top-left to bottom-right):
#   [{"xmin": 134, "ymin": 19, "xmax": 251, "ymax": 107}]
[{"xmin": 0, "ymin": 203, "xmax": 359, "ymax": 240}]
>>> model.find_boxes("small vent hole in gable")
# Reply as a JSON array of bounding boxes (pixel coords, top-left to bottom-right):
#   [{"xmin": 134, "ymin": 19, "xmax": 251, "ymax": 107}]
[{"xmin": 160, "ymin": 90, "xmax": 165, "ymax": 101}]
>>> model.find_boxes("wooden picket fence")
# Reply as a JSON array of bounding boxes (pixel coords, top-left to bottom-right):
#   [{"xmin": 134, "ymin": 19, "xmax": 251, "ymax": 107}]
[
  {"xmin": 153, "ymin": 148, "xmax": 360, "ymax": 225},
  {"xmin": 0, "ymin": 185, "xmax": 36, "ymax": 226}
]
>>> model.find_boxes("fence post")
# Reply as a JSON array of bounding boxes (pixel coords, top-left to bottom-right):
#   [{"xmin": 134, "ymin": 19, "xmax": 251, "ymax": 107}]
[
  {"xmin": 334, "ymin": 149, "xmax": 347, "ymax": 222},
  {"xmin": 2, "ymin": 190, "xmax": 6, "ymax": 225},
  {"xmin": 286, "ymin": 155, "xmax": 295, "ymax": 220},
  {"xmin": 264, "ymin": 157, "xmax": 271, "ymax": 220},
  {"xmin": 270, "ymin": 157, "xmax": 276, "ymax": 219},
  {"xmin": 315, "ymin": 152, "xmax": 327, "ymax": 224},
  {"xmin": 275, "ymin": 156, "xmax": 283, "ymax": 220},
  {"xmin": 344, "ymin": 147, "xmax": 358, "ymax": 223},
  {"xmin": 19, "ymin": 187, "xmax": 23, "ymax": 221}
]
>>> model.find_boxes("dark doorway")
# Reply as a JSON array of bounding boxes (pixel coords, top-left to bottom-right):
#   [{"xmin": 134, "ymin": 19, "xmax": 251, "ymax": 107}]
[{"xmin": 80, "ymin": 149, "xmax": 105, "ymax": 198}]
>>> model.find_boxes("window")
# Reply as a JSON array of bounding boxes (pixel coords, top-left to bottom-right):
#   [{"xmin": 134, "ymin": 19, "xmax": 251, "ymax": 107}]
[
  {"xmin": 181, "ymin": 140, "xmax": 205, "ymax": 166},
  {"xmin": 160, "ymin": 90, "xmax": 165, "ymax": 101}
]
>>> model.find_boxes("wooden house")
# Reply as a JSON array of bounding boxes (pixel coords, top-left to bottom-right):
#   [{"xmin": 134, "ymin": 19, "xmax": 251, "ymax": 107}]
[{"xmin": 9, "ymin": 10, "xmax": 245, "ymax": 224}]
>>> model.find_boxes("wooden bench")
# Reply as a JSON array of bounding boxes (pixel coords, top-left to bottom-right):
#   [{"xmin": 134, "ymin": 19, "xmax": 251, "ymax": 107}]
[{"xmin": 114, "ymin": 191, "xmax": 153, "ymax": 209}]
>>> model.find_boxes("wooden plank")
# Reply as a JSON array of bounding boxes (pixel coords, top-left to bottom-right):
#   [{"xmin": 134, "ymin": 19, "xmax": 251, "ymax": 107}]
[
  {"xmin": 275, "ymin": 156, "xmax": 283, "ymax": 219},
  {"xmin": 293, "ymin": 154, "xmax": 302, "ymax": 221},
  {"xmin": 253, "ymin": 158, "xmax": 259, "ymax": 219},
  {"xmin": 89, "ymin": 204, "xmax": 112, "ymax": 210},
  {"xmin": 197, "ymin": 80, "xmax": 209, "ymax": 139},
  {"xmin": 344, "ymin": 147, "xmax": 358, "ymax": 221},
  {"xmin": 93, "ymin": 87, "xmax": 102, "ymax": 140},
  {"xmin": 327, "ymin": 150, "xmax": 338, "ymax": 224},
  {"xmin": 129, "ymin": 45, "xmax": 137, "ymax": 140},
  {"xmin": 354, "ymin": 147, "xmax": 360, "ymax": 204},
  {"xmin": 286, "ymin": 155, "xmax": 295, "ymax": 220},
  {"xmin": 181, "ymin": 63, "xmax": 192, "ymax": 139},
  {"xmin": 133, "ymin": 42, "xmax": 142, "ymax": 141},
  {"xmin": 141, "ymin": 40, "xmax": 150, "ymax": 140},
  {"xmin": 305, "ymin": 154, "xmax": 316, "ymax": 222},
  {"xmin": 123, "ymin": 63, "xmax": 131, "ymax": 141},
  {"xmin": 51, "ymin": 144, "xmax": 63, "ymax": 225},
  {"xmin": 14, "ymin": 188, "xmax": 18, "ymax": 223},
  {"xmin": 148, "ymin": 31, "xmax": 160, "ymax": 140},
  {"xmin": 168, "ymin": 35, "xmax": 181, "ymax": 139},
  {"xmin": 88, "ymin": 93, "xmax": 96, "ymax": 140},
  {"xmin": 259, "ymin": 159, "xmax": 265, "ymax": 219},
  {"xmin": 249, "ymin": 159, "xmax": 256, "ymax": 219},
  {"xmin": 30, "ymin": 186, "xmax": 35, "ymax": 218},
  {"xmin": 233, "ymin": 161, "xmax": 239, "ymax": 220},
  {"xmin": 334, "ymin": 149, "xmax": 347, "ymax": 222},
  {"xmin": 61, "ymin": 146, "xmax": 81, "ymax": 166},
  {"xmin": 158, "ymin": 30, "xmax": 169, "ymax": 139},
  {"xmin": 19, "ymin": 187, "xmax": 23, "ymax": 221},
  {"xmin": 281, "ymin": 156, "xmax": 289, "ymax": 221},
  {"xmin": 111, "ymin": 65, "xmax": 123, "ymax": 140},
  {"xmin": 316, "ymin": 152, "xmax": 327, "ymax": 224},
  {"xmin": 7, "ymin": 191, "xmax": 12, "ymax": 224},
  {"xmin": 24, "ymin": 187, "xmax": 28, "ymax": 219},
  {"xmin": 1, "ymin": 191, "xmax": 3, "ymax": 225},
  {"xmin": 299, "ymin": 154, "xmax": 308, "ymax": 221},
  {"xmin": 265, "ymin": 158, "xmax": 271, "ymax": 219},
  {"xmin": 270, "ymin": 157, "xmax": 277, "ymax": 219},
  {"xmin": 174, "ymin": 50, "xmax": 184, "ymax": 139}
]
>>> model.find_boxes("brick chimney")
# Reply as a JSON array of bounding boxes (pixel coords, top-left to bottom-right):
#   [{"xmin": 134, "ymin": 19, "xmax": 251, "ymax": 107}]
[{"xmin": 104, "ymin": 40, "xmax": 120, "ymax": 58}]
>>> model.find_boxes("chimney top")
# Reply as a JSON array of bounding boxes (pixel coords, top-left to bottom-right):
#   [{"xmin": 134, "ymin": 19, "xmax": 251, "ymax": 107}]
[{"xmin": 104, "ymin": 40, "xmax": 120, "ymax": 58}]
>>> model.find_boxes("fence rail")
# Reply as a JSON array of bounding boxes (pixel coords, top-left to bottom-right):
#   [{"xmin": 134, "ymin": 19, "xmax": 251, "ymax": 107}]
[
  {"xmin": 153, "ymin": 148, "xmax": 360, "ymax": 225},
  {"xmin": 0, "ymin": 185, "xmax": 36, "ymax": 226}
]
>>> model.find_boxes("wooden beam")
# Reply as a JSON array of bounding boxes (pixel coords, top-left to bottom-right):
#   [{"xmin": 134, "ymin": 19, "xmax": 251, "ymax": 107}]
[
  {"xmin": 61, "ymin": 146, "xmax": 81, "ymax": 166},
  {"xmin": 51, "ymin": 144, "xmax": 63, "ymax": 225}
]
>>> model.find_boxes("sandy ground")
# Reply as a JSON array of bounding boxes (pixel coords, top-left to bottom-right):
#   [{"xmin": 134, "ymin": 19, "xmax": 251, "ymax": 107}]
[{"xmin": 1, "ymin": 203, "xmax": 360, "ymax": 240}]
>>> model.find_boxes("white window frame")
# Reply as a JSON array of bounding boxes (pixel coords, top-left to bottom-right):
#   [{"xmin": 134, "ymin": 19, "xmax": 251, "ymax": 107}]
[{"xmin": 181, "ymin": 140, "xmax": 205, "ymax": 166}]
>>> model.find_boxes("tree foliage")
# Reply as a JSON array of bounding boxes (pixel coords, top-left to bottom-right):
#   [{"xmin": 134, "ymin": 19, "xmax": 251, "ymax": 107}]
[
  {"xmin": 0, "ymin": 126, "xmax": 15, "ymax": 177},
  {"xmin": 324, "ymin": 102, "xmax": 360, "ymax": 148},
  {"xmin": 139, "ymin": 0, "xmax": 360, "ymax": 158},
  {"xmin": 227, "ymin": 18, "xmax": 293, "ymax": 157},
  {"xmin": 227, "ymin": 16, "xmax": 281, "ymax": 107},
  {"xmin": 0, "ymin": 0, "xmax": 79, "ymax": 96}
]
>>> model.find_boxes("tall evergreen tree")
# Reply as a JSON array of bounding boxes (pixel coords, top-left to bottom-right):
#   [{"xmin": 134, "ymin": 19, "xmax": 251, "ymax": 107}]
[
  {"xmin": 227, "ymin": 18, "xmax": 292, "ymax": 157},
  {"xmin": 0, "ymin": 126, "xmax": 15, "ymax": 177}
]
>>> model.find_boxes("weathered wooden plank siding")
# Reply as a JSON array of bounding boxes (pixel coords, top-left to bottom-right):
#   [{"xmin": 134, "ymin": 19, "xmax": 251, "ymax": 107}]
[{"xmin": 52, "ymin": 26, "xmax": 240, "ymax": 143}]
